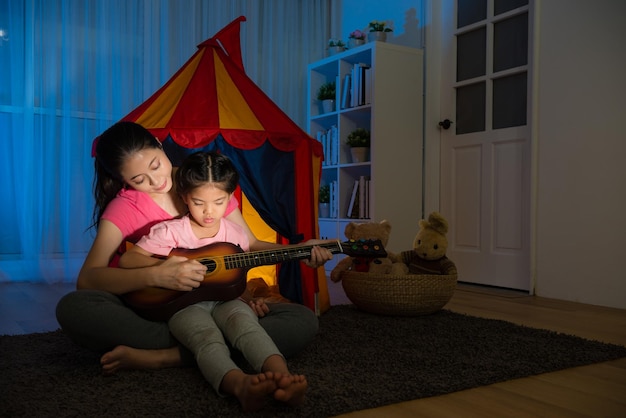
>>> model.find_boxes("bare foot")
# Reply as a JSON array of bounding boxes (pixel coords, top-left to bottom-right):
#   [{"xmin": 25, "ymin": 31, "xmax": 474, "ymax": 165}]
[
  {"xmin": 273, "ymin": 373, "xmax": 307, "ymax": 407},
  {"xmin": 100, "ymin": 345, "xmax": 181, "ymax": 375},
  {"xmin": 227, "ymin": 371, "xmax": 277, "ymax": 412}
]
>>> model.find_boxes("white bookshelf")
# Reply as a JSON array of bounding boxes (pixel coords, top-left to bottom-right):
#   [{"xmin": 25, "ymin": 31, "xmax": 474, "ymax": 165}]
[{"xmin": 307, "ymin": 41, "xmax": 424, "ymax": 273}]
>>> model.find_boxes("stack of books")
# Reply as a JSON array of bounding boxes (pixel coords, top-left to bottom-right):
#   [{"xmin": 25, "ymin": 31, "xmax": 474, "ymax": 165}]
[
  {"xmin": 316, "ymin": 125, "xmax": 339, "ymax": 166},
  {"xmin": 340, "ymin": 62, "xmax": 372, "ymax": 110}
]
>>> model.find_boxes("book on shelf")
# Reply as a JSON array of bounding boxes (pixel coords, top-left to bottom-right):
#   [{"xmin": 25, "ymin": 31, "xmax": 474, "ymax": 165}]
[
  {"xmin": 317, "ymin": 126, "xmax": 339, "ymax": 166},
  {"xmin": 364, "ymin": 178, "xmax": 370, "ymax": 219},
  {"xmin": 350, "ymin": 62, "xmax": 370, "ymax": 107},
  {"xmin": 341, "ymin": 74, "xmax": 351, "ymax": 109},
  {"xmin": 346, "ymin": 176, "xmax": 370, "ymax": 219},
  {"xmin": 363, "ymin": 67, "xmax": 372, "ymax": 104},
  {"xmin": 347, "ymin": 180, "xmax": 359, "ymax": 218},
  {"xmin": 358, "ymin": 175, "xmax": 366, "ymax": 219},
  {"xmin": 329, "ymin": 125, "xmax": 338, "ymax": 165},
  {"xmin": 330, "ymin": 180, "xmax": 338, "ymax": 218}
]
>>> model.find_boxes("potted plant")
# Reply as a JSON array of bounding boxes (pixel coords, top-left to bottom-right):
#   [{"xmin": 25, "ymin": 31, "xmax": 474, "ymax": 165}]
[
  {"xmin": 327, "ymin": 38, "xmax": 346, "ymax": 56},
  {"xmin": 318, "ymin": 184, "xmax": 331, "ymax": 218},
  {"xmin": 346, "ymin": 128, "xmax": 371, "ymax": 163},
  {"xmin": 368, "ymin": 20, "xmax": 393, "ymax": 43},
  {"xmin": 317, "ymin": 81, "xmax": 336, "ymax": 113},
  {"xmin": 348, "ymin": 29, "xmax": 366, "ymax": 48}
]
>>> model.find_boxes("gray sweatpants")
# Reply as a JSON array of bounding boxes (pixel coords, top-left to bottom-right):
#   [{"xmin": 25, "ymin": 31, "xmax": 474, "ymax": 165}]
[{"xmin": 169, "ymin": 299, "xmax": 281, "ymax": 393}]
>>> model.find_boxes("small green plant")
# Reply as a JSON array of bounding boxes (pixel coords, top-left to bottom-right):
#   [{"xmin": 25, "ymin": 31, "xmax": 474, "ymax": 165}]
[
  {"xmin": 327, "ymin": 38, "xmax": 346, "ymax": 48},
  {"xmin": 346, "ymin": 128, "xmax": 371, "ymax": 147},
  {"xmin": 369, "ymin": 20, "xmax": 393, "ymax": 32},
  {"xmin": 319, "ymin": 184, "xmax": 331, "ymax": 204},
  {"xmin": 316, "ymin": 81, "xmax": 336, "ymax": 101}
]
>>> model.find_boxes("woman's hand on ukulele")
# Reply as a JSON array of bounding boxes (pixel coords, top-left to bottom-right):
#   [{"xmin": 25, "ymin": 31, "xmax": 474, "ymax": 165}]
[{"xmin": 157, "ymin": 256, "xmax": 207, "ymax": 291}]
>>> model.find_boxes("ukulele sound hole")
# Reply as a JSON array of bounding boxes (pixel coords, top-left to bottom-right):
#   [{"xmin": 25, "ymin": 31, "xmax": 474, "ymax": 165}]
[{"xmin": 202, "ymin": 260, "xmax": 217, "ymax": 273}]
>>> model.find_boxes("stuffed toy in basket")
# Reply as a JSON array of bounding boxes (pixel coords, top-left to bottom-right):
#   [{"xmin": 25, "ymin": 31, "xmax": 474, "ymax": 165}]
[{"xmin": 335, "ymin": 213, "xmax": 457, "ymax": 316}]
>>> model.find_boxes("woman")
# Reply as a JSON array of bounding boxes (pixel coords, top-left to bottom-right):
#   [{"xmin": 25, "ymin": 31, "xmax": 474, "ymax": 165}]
[{"xmin": 56, "ymin": 121, "xmax": 331, "ymax": 374}]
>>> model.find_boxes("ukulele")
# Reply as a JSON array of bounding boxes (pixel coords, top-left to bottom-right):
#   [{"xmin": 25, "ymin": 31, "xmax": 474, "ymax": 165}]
[{"xmin": 122, "ymin": 239, "xmax": 386, "ymax": 321}]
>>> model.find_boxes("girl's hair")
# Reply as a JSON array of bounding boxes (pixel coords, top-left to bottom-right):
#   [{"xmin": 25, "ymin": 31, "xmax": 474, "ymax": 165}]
[
  {"xmin": 175, "ymin": 151, "xmax": 239, "ymax": 197},
  {"xmin": 92, "ymin": 121, "xmax": 162, "ymax": 229}
]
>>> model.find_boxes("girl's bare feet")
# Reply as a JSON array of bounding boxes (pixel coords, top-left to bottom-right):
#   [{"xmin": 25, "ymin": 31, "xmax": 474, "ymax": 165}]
[
  {"xmin": 223, "ymin": 370, "xmax": 278, "ymax": 412},
  {"xmin": 274, "ymin": 373, "xmax": 308, "ymax": 407},
  {"xmin": 100, "ymin": 345, "xmax": 181, "ymax": 375}
]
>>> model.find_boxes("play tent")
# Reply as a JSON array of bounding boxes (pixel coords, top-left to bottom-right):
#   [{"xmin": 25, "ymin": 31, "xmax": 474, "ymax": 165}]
[{"xmin": 118, "ymin": 17, "xmax": 328, "ymax": 312}]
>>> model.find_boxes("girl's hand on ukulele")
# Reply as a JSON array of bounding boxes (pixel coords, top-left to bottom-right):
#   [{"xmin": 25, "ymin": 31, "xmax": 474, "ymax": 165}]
[{"xmin": 159, "ymin": 256, "xmax": 207, "ymax": 291}]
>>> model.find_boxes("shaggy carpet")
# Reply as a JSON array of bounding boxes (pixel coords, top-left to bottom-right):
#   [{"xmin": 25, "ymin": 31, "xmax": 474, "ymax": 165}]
[{"xmin": 2, "ymin": 304, "xmax": 625, "ymax": 417}]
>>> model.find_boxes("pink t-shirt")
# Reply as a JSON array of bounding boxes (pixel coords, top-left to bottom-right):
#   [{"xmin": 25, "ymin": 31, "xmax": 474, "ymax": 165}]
[
  {"xmin": 101, "ymin": 189, "xmax": 239, "ymax": 264},
  {"xmin": 135, "ymin": 214, "xmax": 250, "ymax": 256}
]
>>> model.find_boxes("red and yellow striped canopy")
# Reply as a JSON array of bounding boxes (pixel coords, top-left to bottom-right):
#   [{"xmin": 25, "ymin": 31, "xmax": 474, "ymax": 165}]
[{"xmin": 122, "ymin": 16, "xmax": 322, "ymax": 157}]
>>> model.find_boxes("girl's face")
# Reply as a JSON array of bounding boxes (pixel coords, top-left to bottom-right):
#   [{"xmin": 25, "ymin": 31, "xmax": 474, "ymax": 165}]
[
  {"xmin": 120, "ymin": 147, "xmax": 173, "ymax": 195},
  {"xmin": 183, "ymin": 183, "xmax": 231, "ymax": 232}
]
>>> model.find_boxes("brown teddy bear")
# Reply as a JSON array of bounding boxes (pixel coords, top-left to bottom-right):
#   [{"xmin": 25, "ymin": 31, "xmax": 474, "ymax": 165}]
[
  {"xmin": 330, "ymin": 220, "xmax": 396, "ymax": 282},
  {"xmin": 390, "ymin": 212, "xmax": 451, "ymax": 275}
]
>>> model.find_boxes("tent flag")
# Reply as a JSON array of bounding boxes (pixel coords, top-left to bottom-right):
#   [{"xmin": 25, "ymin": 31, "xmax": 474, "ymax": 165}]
[
  {"xmin": 116, "ymin": 17, "xmax": 327, "ymax": 312},
  {"xmin": 206, "ymin": 15, "xmax": 246, "ymax": 71}
]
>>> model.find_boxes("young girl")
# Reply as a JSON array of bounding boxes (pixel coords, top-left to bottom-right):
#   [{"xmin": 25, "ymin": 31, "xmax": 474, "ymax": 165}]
[
  {"xmin": 56, "ymin": 121, "xmax": 331, "ymax": 375},
  {"xmin": 119, "ymin": 151, "xmax": 306, "ymax": 411}
]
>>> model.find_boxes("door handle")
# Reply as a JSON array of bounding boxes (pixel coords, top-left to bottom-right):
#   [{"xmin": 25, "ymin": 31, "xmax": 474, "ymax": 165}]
[{"xmin": 438, "ymin": 119, "xmax": 453, "ymax": 130}]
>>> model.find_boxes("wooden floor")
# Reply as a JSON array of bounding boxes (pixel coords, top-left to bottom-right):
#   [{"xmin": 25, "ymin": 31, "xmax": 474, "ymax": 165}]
[{"xmin": 2, "ymin": 280, "xmax": 625, "ymax": 417}]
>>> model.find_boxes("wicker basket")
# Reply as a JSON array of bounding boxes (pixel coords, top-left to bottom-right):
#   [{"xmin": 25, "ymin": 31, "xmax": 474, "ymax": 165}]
[{"xmin": 340, "ymin": 260, "xmax": 458, "ymax": 316}]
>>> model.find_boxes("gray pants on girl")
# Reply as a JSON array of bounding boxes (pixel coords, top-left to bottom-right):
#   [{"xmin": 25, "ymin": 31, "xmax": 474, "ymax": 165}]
[{"xmin": 168, "ymin": 298, "xmax": 282, "ymax": 393}]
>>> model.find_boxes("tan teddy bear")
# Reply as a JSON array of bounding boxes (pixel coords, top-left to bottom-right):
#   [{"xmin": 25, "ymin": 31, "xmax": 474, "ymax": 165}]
[
  {"xmin": 390, "ymin": 212, "xmax": 451, "ymax": 275},
  {"xmin": 330, "ymin": 220, "xmax": 395, "ymax": 282}
]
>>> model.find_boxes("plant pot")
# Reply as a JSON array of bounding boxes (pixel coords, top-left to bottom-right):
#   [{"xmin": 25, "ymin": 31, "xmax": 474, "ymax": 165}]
[
  {"xmin": 348, "ymin": 39, "xmax": 365, "ymax": 49},
  {"xmin": 319, "ymin": 203, "xmax": 330, "ymax": 218},
  {"xmin": 367, "ymin": 32, "xmax": 387, "ymax": 43},
  {"xmin": 321, "ymin": 99, "xmax": 335, "ymax": 114},
  {"xmin": 350, "ymin": 147, "xmax": 370, "ymax": 163},
  {"xmin": 328, "ymin": 46, "xmax": 346, "ymax": 56}
]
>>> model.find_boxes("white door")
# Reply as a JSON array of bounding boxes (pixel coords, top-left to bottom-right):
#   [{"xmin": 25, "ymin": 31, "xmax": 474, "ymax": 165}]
[{"xmin": 439, "ymin": 0, "xmax": 531, "ymax": 291}]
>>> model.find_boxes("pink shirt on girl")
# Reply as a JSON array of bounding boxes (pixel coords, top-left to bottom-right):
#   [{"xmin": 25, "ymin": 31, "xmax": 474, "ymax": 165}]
[{"xmin": 135, "ymin": 214, "xmax": 250, "ymax": 256}]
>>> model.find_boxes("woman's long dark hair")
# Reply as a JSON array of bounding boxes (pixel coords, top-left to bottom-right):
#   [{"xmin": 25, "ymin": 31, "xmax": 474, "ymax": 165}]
[
  {"xmin": 92, "ymin": 121, "xmax": 162, "ymax": 229},
  {"xmin": 175, "ymin": 151, "xmax": 239, "ymax": 197}
]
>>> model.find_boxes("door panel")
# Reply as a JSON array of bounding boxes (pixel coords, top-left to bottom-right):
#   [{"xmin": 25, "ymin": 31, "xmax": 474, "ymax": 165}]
[{"xmin": 440, "ymin": 0, "xmax": 531, "ymax": 290}]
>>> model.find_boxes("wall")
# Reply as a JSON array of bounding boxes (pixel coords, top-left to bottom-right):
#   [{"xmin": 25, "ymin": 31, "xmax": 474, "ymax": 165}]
[{"xmin": 533, "ymin": 0, "xmax": 626, "ymax": 308}]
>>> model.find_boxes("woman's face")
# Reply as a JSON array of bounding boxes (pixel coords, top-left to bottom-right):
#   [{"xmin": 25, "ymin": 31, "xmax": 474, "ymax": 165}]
[{"xmin": 119, "ymin": 147, "xmax": 173, "ymax": 195}]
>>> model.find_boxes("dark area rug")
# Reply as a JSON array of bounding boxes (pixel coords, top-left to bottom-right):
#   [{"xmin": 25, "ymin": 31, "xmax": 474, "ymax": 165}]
[{"xmin": 2, "ymin": 304, "xmax": 625, "ymax": 417}]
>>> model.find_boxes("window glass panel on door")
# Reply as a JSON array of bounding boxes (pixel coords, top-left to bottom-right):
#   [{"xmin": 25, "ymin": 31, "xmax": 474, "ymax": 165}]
[
  {"xmin": 457, "ymin": 27, "xmax": 486, "ymax": 81},
  {"xmin": 494, "ymin": 0, "xmax": 528, "ymax": 15},
  {"xmin": 457, "ymin": 0, "xmax": 486, "ymax": 28},
  {"xmin": 493, "ymin": 12, "xmax": 528, "ymax": 71},
  {"xmin": 493, "ymin": 73, "xmax": 527, "ymax": 129},
  {"xmin": 456, "ymin": 82, "xmax": 486, "ymax": 134}
]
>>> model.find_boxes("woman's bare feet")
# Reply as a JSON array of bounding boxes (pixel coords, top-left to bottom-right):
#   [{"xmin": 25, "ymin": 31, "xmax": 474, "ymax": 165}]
[
  {"xmin": 273, "ymin": 373, "xmax": 307, "ymax": 407},
  {"xmin": 222, "ymin": 370, "xmax": 278, "ymax": 412},
  {"xmin": 100, "ymin": 345, "xmax": 181, "ymax": 375}
]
